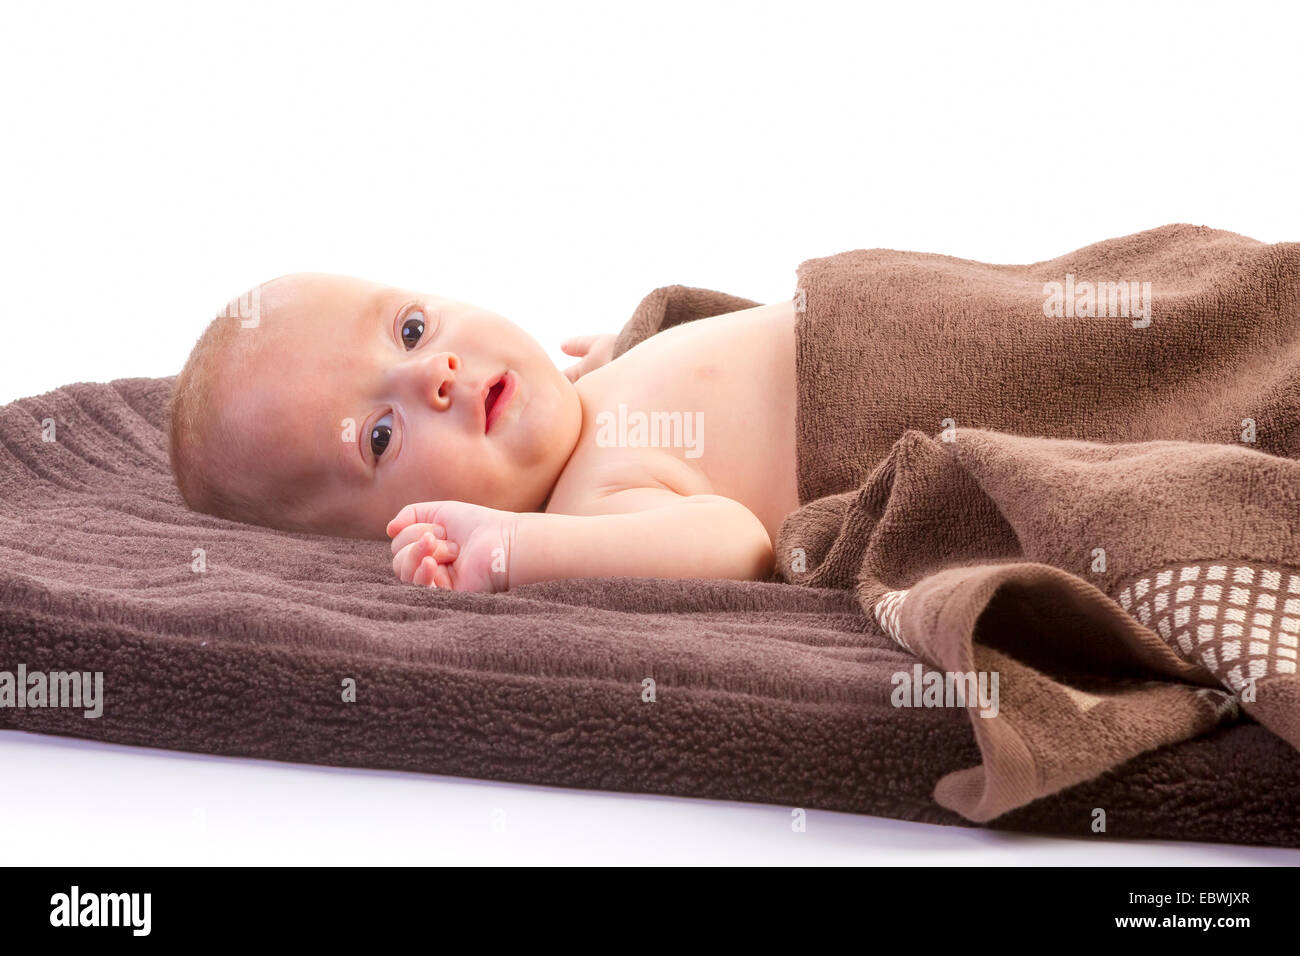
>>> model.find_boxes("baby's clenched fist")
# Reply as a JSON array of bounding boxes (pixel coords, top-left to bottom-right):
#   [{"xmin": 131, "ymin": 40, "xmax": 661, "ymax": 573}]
[{"xmin": 387, "ymin": 500, "xmax": 517, "ymax": 592}]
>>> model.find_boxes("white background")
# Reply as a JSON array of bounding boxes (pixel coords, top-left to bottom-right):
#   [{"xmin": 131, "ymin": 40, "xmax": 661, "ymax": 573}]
[
  {"xmin": 3, "ymin": 0, "xmax": 1298, "ymax": 405},
  {"xmin": 1, "ymin": 0, "xmax": 1297, "ymax": 863}
]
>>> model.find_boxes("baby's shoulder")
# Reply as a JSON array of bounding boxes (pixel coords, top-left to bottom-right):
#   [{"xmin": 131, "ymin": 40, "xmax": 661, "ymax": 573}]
[{"xmin": 544, "ymin": 432, "xmax": 712, "ymax": 517}]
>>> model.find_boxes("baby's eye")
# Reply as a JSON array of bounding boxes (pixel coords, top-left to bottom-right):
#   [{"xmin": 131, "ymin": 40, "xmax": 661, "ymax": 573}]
[
  {"xmin": 370, "ymin": 412, "xmax": 394, "ymax": 458},
  {"xmin": 400, "ymin": 311, "xmax": 426, "ymax": 350}
]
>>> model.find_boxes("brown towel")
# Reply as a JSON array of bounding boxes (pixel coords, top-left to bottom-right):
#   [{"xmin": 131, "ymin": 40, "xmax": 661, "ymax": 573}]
[
  {"xmin": 777, "ymin": 430, "xmax": 1300, "ymax": 820},
  {"xmin": 616, "ymin": 223, "xmax": 1300, "ymax": 821},
  {"xmin": 0, "ymin": 223, "xmax": 1296, "ymax": 847},
  {"xmin": 617, "ymin": 223, "xmax": 1300, "ymax": 502}
]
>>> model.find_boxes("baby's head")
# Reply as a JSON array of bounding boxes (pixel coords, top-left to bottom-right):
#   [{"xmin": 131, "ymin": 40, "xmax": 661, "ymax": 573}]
[{"xmin": 169, "ymin": 274, "xmax": 582, "ymax": 539}]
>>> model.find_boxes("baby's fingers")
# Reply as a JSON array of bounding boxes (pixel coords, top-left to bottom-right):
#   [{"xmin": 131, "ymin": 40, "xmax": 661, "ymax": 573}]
[
  {"xmin": 560, "ymin": 335, "xmax": 597, "ymax": 357},
  {"xmin": 394, "ymin": 539, "xmax": 442, "ymax": 584},
  {"xmin": 388, "ymin": 502, "xmax": 449, "ymax": 538},
  {"xmin": 393, "ymin": 541, "xmax": 426, "ymax": 584},
  {"xmin": 413, "ymin": 555, "xmax": 454, "ymax": 590},
  {"xmin": 393, "ymin": 532, "xmax": 458, "ymax": 583},
  {"xmin": 391, "ymin": 521, "xmax": 446, "ymax": 556}
]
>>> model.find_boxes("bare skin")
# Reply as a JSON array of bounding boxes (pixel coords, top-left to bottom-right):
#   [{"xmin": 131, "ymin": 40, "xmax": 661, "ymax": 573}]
[
  {"xmin": 388, "ymin": 298, "xmax": 800, "ymax": 591},
  {"xmin": 210, "ymin": 274, "xmax": 583, "ymax": 538},
  {"xmin": 204, "ymin": 272, "xmax": 798, "ymax": 590},
  {"xmin": 554, "ymin": 299, "xmax": 799, "ymax": 542}
]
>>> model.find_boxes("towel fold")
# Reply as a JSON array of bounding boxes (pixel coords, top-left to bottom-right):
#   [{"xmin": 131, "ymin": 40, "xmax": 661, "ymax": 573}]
[
  {"xmin": 616, "ymin": 223, "xmax": 1300, "ymax": 821},
  {"xmin": 776, "ymin": 429, "xmax": 1299, "ymax": 820}
]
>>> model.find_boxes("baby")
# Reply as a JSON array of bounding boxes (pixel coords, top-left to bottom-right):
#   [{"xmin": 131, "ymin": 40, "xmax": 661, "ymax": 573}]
[{"xmin": 169, "ymin": 274, "xmax": 798, "ymax": 591}]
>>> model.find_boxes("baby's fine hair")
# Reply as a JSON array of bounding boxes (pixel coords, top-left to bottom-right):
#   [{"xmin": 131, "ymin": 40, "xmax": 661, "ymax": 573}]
[{"xmin": 168, "ymin": 287, "xmax": 285, "ymax": 529}]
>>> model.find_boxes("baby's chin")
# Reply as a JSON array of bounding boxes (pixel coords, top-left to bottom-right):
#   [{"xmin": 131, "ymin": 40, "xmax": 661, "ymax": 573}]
[{"xmin": 487, "ymin": 397, "xmax": 580, "ymax": 510}]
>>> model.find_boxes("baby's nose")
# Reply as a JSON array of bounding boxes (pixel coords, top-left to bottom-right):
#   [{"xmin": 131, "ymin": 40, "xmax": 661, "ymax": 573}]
[{"xmin": 415, "ymin": 351, "xmax": 460, "ymax": 411}]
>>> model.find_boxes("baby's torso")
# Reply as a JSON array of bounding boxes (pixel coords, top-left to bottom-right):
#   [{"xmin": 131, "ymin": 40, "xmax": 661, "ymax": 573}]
[{"xmin": 548, "ymin": 298, "xmax": 799, "ymax": 541}]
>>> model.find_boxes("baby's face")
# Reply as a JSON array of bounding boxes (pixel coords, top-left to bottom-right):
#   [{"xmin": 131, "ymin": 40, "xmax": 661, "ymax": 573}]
[{"xmin": 221, "ymin": 274, "xmax": 581, "ymax": 538}]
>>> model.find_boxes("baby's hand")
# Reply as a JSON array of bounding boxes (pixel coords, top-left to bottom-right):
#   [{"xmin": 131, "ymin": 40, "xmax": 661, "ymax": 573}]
[
  {"xmin": 560, "ymin": 333, "xmax": 617, "ymax": 383},
  {"xmin": 387, "ymin": 501, "xmax": 518, "ymax": 592}
]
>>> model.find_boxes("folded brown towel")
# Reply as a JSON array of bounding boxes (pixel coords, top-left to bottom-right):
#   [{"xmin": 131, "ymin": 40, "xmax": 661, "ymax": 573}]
[
  {"xmin": 615, "ymin": 222, "xmax": 1300, "ymax": 824},
  {"xmin": 778, "ymin": 430, "xmax": 1300, "ymax": 820}
]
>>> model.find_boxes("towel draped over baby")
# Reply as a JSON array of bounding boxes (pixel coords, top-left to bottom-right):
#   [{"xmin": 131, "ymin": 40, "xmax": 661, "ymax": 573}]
[{"xmin": 613, "ymin": 223, "xmax": 1300, "ymax": 821}]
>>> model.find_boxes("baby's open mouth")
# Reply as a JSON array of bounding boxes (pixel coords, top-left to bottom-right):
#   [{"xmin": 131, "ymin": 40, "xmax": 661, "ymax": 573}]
[{"xmin": 483, "ymin": 371, "xmax": 516, "ymax": 434}]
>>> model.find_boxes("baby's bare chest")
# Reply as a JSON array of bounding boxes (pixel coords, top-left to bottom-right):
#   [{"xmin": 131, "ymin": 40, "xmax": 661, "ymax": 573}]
[{"xmin": 550, "ymin": 300, "xmax": 800, "ymax": 537}]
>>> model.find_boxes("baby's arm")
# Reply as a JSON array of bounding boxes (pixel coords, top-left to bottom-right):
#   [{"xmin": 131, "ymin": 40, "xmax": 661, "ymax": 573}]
[
  {"xmin": 388, "ymin": 490, "xmax": 773, "ymax": 591},
  {"xmin": 516, "ymin": 489, "xmax": 772, "ymax": 585}
]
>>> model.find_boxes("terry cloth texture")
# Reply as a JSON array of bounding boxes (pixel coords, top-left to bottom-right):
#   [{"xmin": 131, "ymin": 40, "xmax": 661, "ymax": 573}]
[
  {"xmin": 612, "ymin": 223, "xmax": 1300, "ymax": 828},
  {"xmin": 0, "ymin": 224, "xmax": 1295, "ymax": 846}
]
